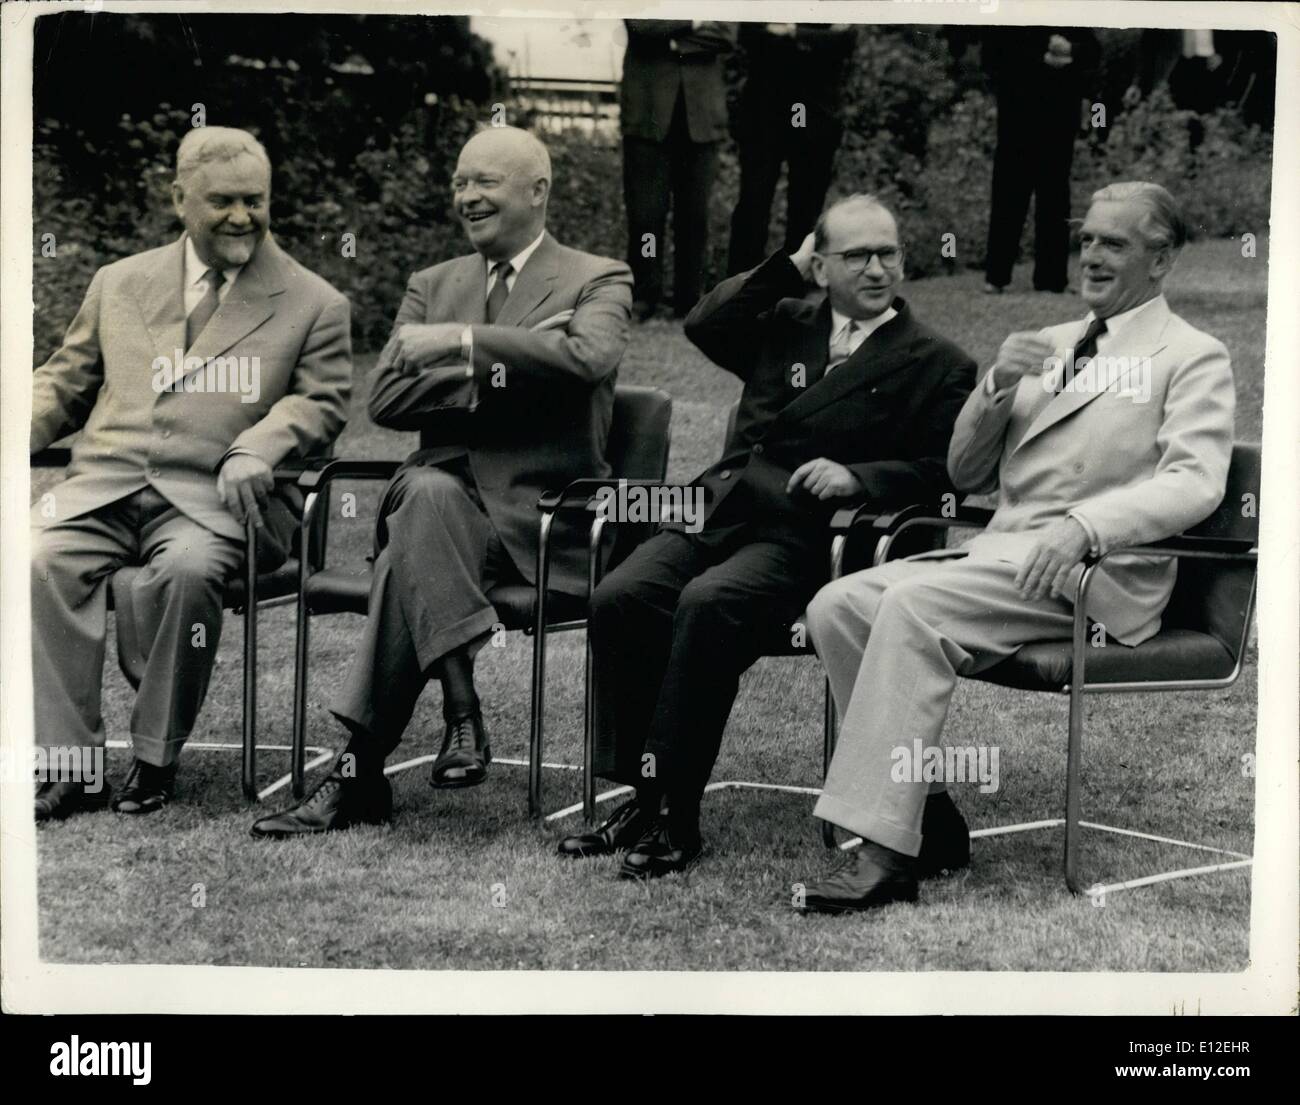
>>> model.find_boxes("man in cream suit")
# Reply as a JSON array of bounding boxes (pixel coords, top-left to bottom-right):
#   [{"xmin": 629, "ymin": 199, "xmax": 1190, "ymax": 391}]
[
  {"xmin": 795, "ymin": 182, "xmax": 1235, "ymax": 912},
  {"xmin": 251, "ymin": 126, "xmax": 633, "ymax": 839},
  {"xmin": 31, "ymin": 127, "xmax": 352, "ymax": 822}
]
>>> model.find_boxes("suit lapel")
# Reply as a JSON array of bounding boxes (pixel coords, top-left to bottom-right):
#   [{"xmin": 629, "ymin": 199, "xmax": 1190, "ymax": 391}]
[
  {"xmin": 443, "ymin": 253, "xmax": 488, "ymax": 325},
  {"xmin": 139, "ymin": 236, "xmax": 188, "ymax": 364},
  {"xmin": 776, "ymin": 301, "xmax": 915, "ymax": 426},
  {"xmin": 1015, "ymin": 298, "xmax": 1172, "ymax": 452},
  {"xmin": 494, "ymin": 232, "xmax": 558, "ymax": 327}
]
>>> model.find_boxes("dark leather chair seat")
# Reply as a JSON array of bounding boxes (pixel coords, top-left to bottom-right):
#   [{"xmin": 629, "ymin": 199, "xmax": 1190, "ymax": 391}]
[{"xmin": 977, "ymin": 628, "xmax": 1237, "ymax": 690}]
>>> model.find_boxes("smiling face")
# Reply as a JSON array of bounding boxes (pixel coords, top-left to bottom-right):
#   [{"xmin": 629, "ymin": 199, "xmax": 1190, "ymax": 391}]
[
  {"xmin": 171, "ymin": 153, "xmax": 270, "ymax": 269},
  {"xmin": 452, "ymin": 131, "xmax": 549, "ymax": 261},
  {"xmin": 1078, "ymin": 199, "xmax": 1173, "ymax": 319},
  {"xmin": 811, "ymin": 202, "xmax": 903, "ymax": 319}
]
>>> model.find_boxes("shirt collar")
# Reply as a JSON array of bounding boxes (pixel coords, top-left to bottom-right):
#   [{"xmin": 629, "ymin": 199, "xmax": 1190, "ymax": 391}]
[
  {"xmin": 830, "ymin": 304, "xmax": 898, "ymax": 343},
  {"xmin": 489, "ymin": 230, "xmax": 547, "ymax": 280},
  {"xmin": 184, "ymin": 236, "xmax": 243, "ymax": 289},
  {"xmin": 1086, "ymin": 293, "xmax": 1165, "ymax": 342}
]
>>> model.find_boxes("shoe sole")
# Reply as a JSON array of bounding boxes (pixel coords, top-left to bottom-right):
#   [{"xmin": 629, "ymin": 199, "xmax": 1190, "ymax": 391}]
[
  {"xmin": 798, "ymin": 890, "xmax": 919, "ymax": 915},
  {"xmin": 617, "ymin": 852, "xmax": 703, "ymax": 881}
]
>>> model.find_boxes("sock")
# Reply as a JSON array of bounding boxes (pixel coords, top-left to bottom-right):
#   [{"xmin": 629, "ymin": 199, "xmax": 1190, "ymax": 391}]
[
  {"xmin": 339, "ymin": 729, "xmax": 384, "ymax": 780},
  {"xmin": 438, "ymin": 646, "xmax": 480, "ymax": 723}
]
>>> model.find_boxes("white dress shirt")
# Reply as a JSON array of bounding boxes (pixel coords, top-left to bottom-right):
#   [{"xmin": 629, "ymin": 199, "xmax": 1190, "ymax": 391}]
[
  {"xmin": 826, "ymin": 305, "xmax": 897, "ymax": 372},
  {"xmin": 184, "ymin": 236, "xmax": 242, "ymax": 315}
]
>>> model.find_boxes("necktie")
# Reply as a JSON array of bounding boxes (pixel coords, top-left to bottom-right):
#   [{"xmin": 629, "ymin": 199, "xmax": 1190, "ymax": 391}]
[
  {"xmin": 485, "ymin": 261, "xmax": 513, "ymax": 324},
  {"xmin": 186, "ymin": 268, "xmax": 226, "ymax": 352},
  {"xmin": 827, "ymin": 320, "xmax": 860, "ymax": 373},
  {"xmin": 1059, "ymin": 316, "xmax": 1107, "ymax": 392}
]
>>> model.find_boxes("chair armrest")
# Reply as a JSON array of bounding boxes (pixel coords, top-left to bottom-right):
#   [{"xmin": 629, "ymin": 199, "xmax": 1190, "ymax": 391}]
[
  {"xmin": 870, "ymin": 502, "xmax": 995, "ymax": 535},
  {"xmin": 1094, "ymin": 534, "xmax": 1258, "ymax": 562},
  {"xmin": 31, "ymin": 448, "xmax": 72, "ymax": 468},
  {"xmin": 297, "ymin": 459, "xmax": 402, "ymax": 491},
  {"xmin": 537, "ymin": 478, "xmax": 708, "ymax": 515}
]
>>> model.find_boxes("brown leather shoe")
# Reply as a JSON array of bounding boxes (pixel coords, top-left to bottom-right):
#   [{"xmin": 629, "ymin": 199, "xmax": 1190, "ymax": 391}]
[
  {"xmin": 250, "ymin": 763, "xmax": 391, "ymax": 839},
  {"xmin": 35, "ymin": 779, "xmax": 112, "ymax": 824},
  {"xmin": 557, "ymin": 797, "xmax": 650, "ymax": 858},
  {"xmin": 797, "ymin": 840, "xmax": 918, "ymax": 914},
  {"xmin": 430, "ymin": 713, "xmax": 491, "ymax": 789},
  {"xmin": 112, "ymin": 759, "xmax": 177, "ymax": 815}
]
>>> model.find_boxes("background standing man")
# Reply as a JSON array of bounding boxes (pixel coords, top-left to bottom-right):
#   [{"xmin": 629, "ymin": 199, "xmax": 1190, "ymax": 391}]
[{"xmin": 620, "ymin": 18, "xmax": 737, "ymax": 320}]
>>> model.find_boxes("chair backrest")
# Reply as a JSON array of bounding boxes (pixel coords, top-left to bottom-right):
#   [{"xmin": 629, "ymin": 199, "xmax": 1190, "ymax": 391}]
[
  {"xmin": 1161, "ymin": 442, "xmax": 1260, "ymax": 658},
  {"xmin": 608, "ymin": 384, "xmax": 672, "ymax": 481}
]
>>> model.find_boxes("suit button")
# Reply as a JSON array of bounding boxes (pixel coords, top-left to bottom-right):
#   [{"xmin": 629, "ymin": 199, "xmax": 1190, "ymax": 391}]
[
  {"xmin": 719, "ymin": 470, "xmax": 732, "ymax": 480},
  {"xmin": 1073, "ymin": 461, "xmax": 1085, "ymax": 473},
  {"xmin": 150, "ymin": 468, "xmax": 161, "ymax": 478},
  {"xmin": 161, "ymin": 429, "xmax": 171, "ymax": 439},
  {"xmin": 753, "ymin": 444, "xmax": 764, "ymax": 455}
]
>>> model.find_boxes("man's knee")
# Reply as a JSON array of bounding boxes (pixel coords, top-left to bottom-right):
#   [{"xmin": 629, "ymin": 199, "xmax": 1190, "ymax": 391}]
[
  {"xmin": 807, "ymin": 572, "xmax": 887, "ymax": 641},
  {"xmin": 397, "ymin": 466, "xmax": 471, "ymax": 511},
  {"xmin": 141, "ymin": 539, "xmax": 235, "ymax": 598}
]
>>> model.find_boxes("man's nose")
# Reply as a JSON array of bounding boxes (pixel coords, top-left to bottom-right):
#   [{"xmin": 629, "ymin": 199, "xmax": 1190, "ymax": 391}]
[
  {"xmin": 226, "ymin": 202, "xmax": 251, "ymax": 225},
  {"xmin": 864, "ymin": 254, "xmax": 887, "ymax": 277}
]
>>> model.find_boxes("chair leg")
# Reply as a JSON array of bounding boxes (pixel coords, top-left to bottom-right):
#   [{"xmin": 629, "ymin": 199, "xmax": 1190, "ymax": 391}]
[
  {"xmin": 583, "ymin": 626, "xmax": 597, "ymax": 824},
  {"xmin": 241, "ymin": 518, "xmax": 258, "ymax": 801},
  {"xmin": 820, "ymin": 675, "xmax": 838, "ymax": 849},
  {"xmin": 1064, "ymin": 680, "xmax": 1085, "ymax": 894},
  {"xmin": 290, "ymin": 590, "xmax": 311, "ymax": 801},
  {"xmin": 528, "ymin": 621, "xmax": 547, "ymax": 820}
]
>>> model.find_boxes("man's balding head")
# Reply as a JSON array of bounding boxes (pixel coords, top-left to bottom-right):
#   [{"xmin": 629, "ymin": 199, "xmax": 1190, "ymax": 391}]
[{"xmin": 453, "ymin": 126, "xmax": 552, "ymax": 261}]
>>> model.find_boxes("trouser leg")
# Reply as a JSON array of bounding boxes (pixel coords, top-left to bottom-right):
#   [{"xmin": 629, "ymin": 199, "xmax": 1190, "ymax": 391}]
[
  {"xmin": 784, "ymin": 114, "xmax": 842, "ymax": 252},
  {"xmin": 641, "ymin": 539, "xmax": 822, "ymax": 812},
  {"xmin": 589, "ymin": 530, "xmax": 705, "ymax": 787},
  {"xmin": 330, "ymin": 463, "xmax": 503, "ymax": 752},
  {"xmin": 668, "ymin": 95, "xmax": 721, "ymax": 313},
  {"xmin": 1032, "ymin": 101, "xmax": 1077, "ymax": 292},
  {"xmin": 808, "ymin": 557, "xmax": 1074, "ymax": 855},
  {"xmin": 984, "ymin": 96, "xmax": 1035, "ymax": 288},
  {"xmin": 727, "ymin": 112, "xmax": 785, "ymax": 275},
  {"xmin": 623, "ymin": 135, "xmax": 672, "ymax": 308},
  {"xmin": 120, "ymin": 492, "xmax": 243, "ymax": 767},
  {"xmin": 29, "ymin": 500, "xmax": 135, "ymax": 758}
]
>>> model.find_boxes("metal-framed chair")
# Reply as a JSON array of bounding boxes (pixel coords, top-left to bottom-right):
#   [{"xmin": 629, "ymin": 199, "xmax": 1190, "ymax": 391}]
[
  {"xmin": 287, "ymin": 384, "xmax": 673, "ymax": 814},
  {"xmin": 30, "ymin": 447, "xmax": 323, "ymax": 799},
  {"xmin": 833, "ymin": 441, "xmax": 1260, "ymax": 895}
]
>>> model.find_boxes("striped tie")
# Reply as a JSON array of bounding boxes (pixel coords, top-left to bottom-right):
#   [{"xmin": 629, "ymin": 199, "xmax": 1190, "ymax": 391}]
[
  {"xmin": 486, "ymin": 261, "xmax": 513, "ymax": 323},
  {"xmin": 186, "ymin": 268, "xmax": 226, "ymax": 352}
]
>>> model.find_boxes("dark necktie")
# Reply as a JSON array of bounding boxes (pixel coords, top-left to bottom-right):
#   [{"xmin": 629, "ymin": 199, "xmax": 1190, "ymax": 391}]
[
  {"xmin": 485, "ymin": 261, "xmax": 513, "ymax": 324},
  {"xmin": 186, "ymin": 268, "xmax": 226, "ymax": 352},
  {"xmin": 1059, "ymin": 316, "xmax": 1107, "ymax": 392}
]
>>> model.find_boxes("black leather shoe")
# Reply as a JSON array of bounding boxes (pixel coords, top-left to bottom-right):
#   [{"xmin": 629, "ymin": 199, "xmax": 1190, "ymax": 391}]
[
  {"xmin": 430, "ymin": 713, "xmax": 491, "ymax": 789},
  {"xmin": 797, "ymin": 840, "xmax": 919, "ymax": 914},
  {"xmin": 557, "ymin": 797, "xmax": 649, "ymax": 858},
  {"xmin": 618, "ymin": 818, "xmax": 703, "ymax": 880},
  {"xmin": 249, "ymin": 765, "xmax": 391, "ymax": 839},
  {"xmin": 111, "ymin": 759, "xmax": 177, "ymax": 815},
  {"xmin": 35, "ymin": 779, "xmax": 112, "ymax": 823},
  {"xmin": 918, "ymin": 790, "xmax": 970, "ymax": 878}
]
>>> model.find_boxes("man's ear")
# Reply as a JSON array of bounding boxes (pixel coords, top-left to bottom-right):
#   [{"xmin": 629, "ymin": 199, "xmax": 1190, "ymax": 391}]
[
  {"xmin": 170, "ymin": 180, "xmax": 186, "ymax": 220},
  {"xmin": 1150, "ymin": 244, "xmax": 1177, "ymax": 282},
  {"xmin": 810, "ymin": 253, "xmax": 830, "ymax": 289},
  {"xmin": 532, "ymin": 178, "xmax": 550, "ymax": 208}
]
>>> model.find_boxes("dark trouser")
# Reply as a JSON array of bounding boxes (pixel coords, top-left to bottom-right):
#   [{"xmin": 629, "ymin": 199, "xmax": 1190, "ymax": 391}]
[
  {"xmin": 984, "ymin": 91, "xmax": 1078, "ymax": 291},
  {"xmin": 589, "ymin": 526, "xmax": 824, "ymax": 814},
  {"xmin": 727, "ymin": 108, "xmax": 843, "ymax": 275},
  {"xmin": 30, "ymin": 486, "xmax": 244, "ymax": 767},
  {"xmin": 623, "ymin": 93, "xmax": 721, "ymax": 314},
  {"xmin": 330, "ymin": 459, "xmax": 523, "ymax": 755}
]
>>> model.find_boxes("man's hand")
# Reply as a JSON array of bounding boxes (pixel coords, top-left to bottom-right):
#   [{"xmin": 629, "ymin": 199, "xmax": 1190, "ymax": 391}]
[
  {"xmin": 1014, "ymin": 517, "xmax": 1092, "ymax": 601},
  {"xmin": 787, "ymin": 458, "xmax": 863, "ymax": 501},
  {"xmin": 389, "ymin": 323, "xmax": 465, "ymax": 374},
  {"xmin": 217, "ymin": 452, "xmax": 274, "ymax": 528},
  {"xmin": 790, "ymin": 231, "xmax": 817, "ymax": 282},
  {"xmin": 990, "ymin": 331, "xmax": 1057, "ymax": 391}
]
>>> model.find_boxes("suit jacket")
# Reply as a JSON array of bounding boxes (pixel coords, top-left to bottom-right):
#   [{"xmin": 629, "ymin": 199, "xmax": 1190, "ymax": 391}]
[
  {"xmin": 682, "ymin": 252, "xmax": 976, "ymax": 554},
  {"xmin": 31, "ymin": 234, "xmax": 352, "ymax": 561},
  {"xmin": 366, "ymin": 232, "xmax": 633, "ymax": 596},
  {"xmin": 621, "ymin": 20, "xmax": 737, "ymax": 143},
  {"xmin": 737, "ymin": 21, "xmax": 858, "ymax": 123},
  {"xmin": 946, "ymin": 295, "xmax": 1235, "ymax": 645}
]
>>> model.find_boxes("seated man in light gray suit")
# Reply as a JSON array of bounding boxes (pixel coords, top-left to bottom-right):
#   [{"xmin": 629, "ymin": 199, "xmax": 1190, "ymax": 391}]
[
  {"xmin": 31, "ymin": 127, "xmax": 352, "ymax": 822},
  {"xmin": 252, "ymin": 126, "xmax": 633, "ymax": 838},
  {"xmin": 795, "ymin": 182, "xmax": 1235, "ymax": 912}
]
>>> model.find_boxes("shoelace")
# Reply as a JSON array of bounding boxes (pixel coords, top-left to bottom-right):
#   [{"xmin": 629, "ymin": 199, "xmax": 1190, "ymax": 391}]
[
  {"xmin": 305, "ymin": 776, "xmax": 343, "ymax": 810},
  {"xmin": 446, "ymin": 718, "xmax": 477, "ymax": 752}
]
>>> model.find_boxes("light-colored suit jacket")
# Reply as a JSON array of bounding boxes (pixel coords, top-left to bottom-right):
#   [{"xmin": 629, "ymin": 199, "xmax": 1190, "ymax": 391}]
[
  {"xmin": 366, "ymin": 231, "xmax": 633, "ymax": 596},
  {"xmin": 31, "ymin": 235, "xmax": 352, "ymax": 544},
  {"xmin": 946, "ymin": 295, "xmax": 1235, "ymax": 645}
]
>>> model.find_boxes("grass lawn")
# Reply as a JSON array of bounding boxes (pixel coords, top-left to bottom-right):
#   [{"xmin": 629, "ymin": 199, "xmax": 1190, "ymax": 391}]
[{"xmin": 34, "ymin": 240, "xmax": 1265, "ymax": 973}]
